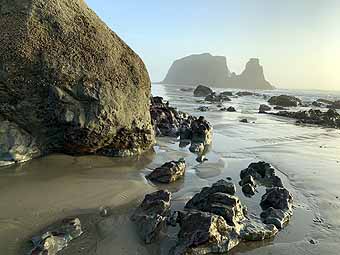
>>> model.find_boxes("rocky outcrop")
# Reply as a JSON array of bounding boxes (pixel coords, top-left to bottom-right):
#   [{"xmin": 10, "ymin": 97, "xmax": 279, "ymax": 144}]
[
  {"xmin": 161, "ymin": 54, "xmax": 274, "ymax": 90},
  {"xmin": 273, "ymin": 109, "xmax": 340, "ymax": 129},
  {"xmin": 0, "ymin": 0, "xmax": 154, "ymax": 163},
  {"xmin": 131, "ymin": 190, "xmax": 171, "ymax": 244},
  {"xmin": 268, "ymin": 95, "xmax": 302, "ymax": 107},
  {"xmin": 193, "ymin": 85, "xmax": 213, "ymax": 97},
  {"xmin": 170, "ymin": 211, "xmax": 240, "ymax": 255},
  {"xmin": 147, "ymin": 159, "xmax": 186, "ymax": 184},
  {"xmin": 259, "ymin": 104, "xmax": 272, "ymax": 113},
  {"xmin": 29, "ymin": 218, "xmax": 82, "ymax": 255}
]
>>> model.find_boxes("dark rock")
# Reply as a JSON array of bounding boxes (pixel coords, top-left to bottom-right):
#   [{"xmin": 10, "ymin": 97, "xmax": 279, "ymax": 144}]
[
  {"xmin": 242, "ymin": 183, "xmax": 256, "ymax": 197},
  {"xmin": 240, "ymin": 162, "xmax": 283, "ymax": 188},
  {"xmin": 236, "ymin": 91, "xmax": 261, "ymax": 97},
  {"xmin": 185, "ymin": 180, "xmax": 245, "ymax": 226},
  {"xmin": 189, "ymin": 142, "xmax": 205, "ymax": 153},
  {"xmin": 259, "ymin": 104, "xmax": 272, "ymax": 113},
  {"xmin": 260, "ymin": 187, "xmax": 293, "ymax": 211},
  {"xmin": 272, "ymin": 109, "xmax": 340, "ymax": 129},
  {"xmin": 29, "ymin": 218, "xmax": 82, "ymax": 255},
  {"xmin": 260, "ymin": 207, "xmax": 292, "ymax": 229},
  {"xmin": 240, "ymin": 119, "xmax": 248, "ymax": 123},
  {"xmin": 0, "ymin": 0, "xmax": 154, "ymax": 162},
  {"xmin": 147, "ymin": 159, "xmax": 186, "ymax": 184},
  {"xmin": 205, "ymin": 92, "xmax": 231, "ymax": 103},
  {"xmin": 197, "ymin": 106, "xmax": 209, "ymax": 112},
  {"xmin": 227, "ymin": 106, "xmax": 237, "ymax": 112},
  {"xmin": 170, "ymin": 211, "xmax": 240, "ymax": 255},
  {"xmin": 274, "ymin": 106, "xmax": 288, "ymax": 110},
  {"xmin": 220, "ymin": 91, "xmax": 233, "ymax": 96},
  {"xmin": 240, "ymin": 219, "xmax": 278, "ymax": 241},
  {"xmin": 131, "ymin": 190, "xmax": 171, "ymax": 244},
  {"xmin": 191, "ymin": 116, "xmax": 213, "ymax": 145},
  {"xmin": 194, "ymin": 85, "xmax": 214, "ymax": 97},
  {"xmin": 268, "ymin": 95, "xmax": 302, "ymax": 107}
]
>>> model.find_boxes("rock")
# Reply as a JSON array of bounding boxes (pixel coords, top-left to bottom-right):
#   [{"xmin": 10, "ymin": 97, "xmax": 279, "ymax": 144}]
[
  {"xmin": 268, "ymin": 95, "xmax": 302, "ymax": 107},
  {"xmin": 240, "ymin": 162, "xmax": 283, "ymax": 188},
  {"xmin": 274, "ymin": 106, "xmax": 288, "ymax": 110},
  {"xmin": 227, "ymin": 106, "xmax": 237, "ymax": 112},
  {"xmin": 147, "ymin": 159, "xmax": 186, "ymax": 184},
  {"xmin": 220, "ymin": 91, "xmax": 233, "ymax": 96},
  {"xmin": 236, "ymin": 91, "xmax": 260, "ymax": 97},
  {"xmin": 191, "ymin": 116, "xmax": 213, "ymax": 145},
  {"xmin": 242, "ymin": 183, "xmax": 256, "ymax": 197},
  {"xmin": 240, "ymin": 219, "xmax": 278, "ymax": 241},
  {"xmin": 29, "ymin": 218, "xmax": 82, "ymax": 255},
  {"xmin": 151, "ymin": 96, "xmax": 195, "ymax": 137},
  {"xmin": 193, "ymin": 85, "xmax": 214, "ymax": 97},
  {"xmin": 170, "ymin": 211, "xmax": 240, "ymax": 255},
  {"xmin": 179, "ymin": 87, "xmax": 194, "ymax": 92},
  {"xmin": 205, "ymin": 92, "xmax": 231, "ymax": 103},
  {"xmin": 259, "ymin": 104, "xmax": 272, "ymax": 113},
  {"xmin": 330, "ymin": 100, "xmax": 340, "ymax": 109},
  {"xmin": 197, "ymin": 106, "xmax": 209, "ymax": 112},
  {"xmin": 240, "ymin": 119, "xmax": 248, "ymax": 123},
  {"xmin": 185, "ymin": 180, "xmax": 245, "ymax": 226},
  {"xmin": 260, "ymin": 187, "xmax": 293, "ymax": 211},
  {"xmin": 189, "ymin": 142, "xmax": 205, "ymax": 153},
  {"xmin": 272, "ymin": 109, "xmax": 340, "ymax": 129},
  {"xmin": 161, "ymin": 53, "xmax": 274, "ymax": 90},
  {"xmin": 0, "ymin": 119, "xmax": 41, "ymax": 165},
  {"xmin": 260, "ymin": 207, "xmax": 292, "ymax": 229},
  {"xmin": 131, "ymin": 190, "xmax": 171, "ymax": 244},
  {"xmin": 0, "ymin": 0, "xmax": 154, "ymax": 162}
]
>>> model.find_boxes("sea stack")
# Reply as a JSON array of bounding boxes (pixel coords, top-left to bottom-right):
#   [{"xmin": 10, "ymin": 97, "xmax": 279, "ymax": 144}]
[
  {"xmin": 162, "ymin": 54, "xmax": 274, "ymax": 90},
  {"xmin": 0, "ymin": 0, "xmax": 154, "ymax": 164}
]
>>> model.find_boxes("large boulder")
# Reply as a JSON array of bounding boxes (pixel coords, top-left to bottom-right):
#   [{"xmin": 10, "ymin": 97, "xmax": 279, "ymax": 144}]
[
  {"xmin": 268, "ymin": 95, "xmax": 302, "ymax": 107},
  {"xmin": 193, "ymin": 85, "xmax": 213, "ymax": 97},
  {"xmin": 0, "ymin": 0, "xmax": 154, "ymax": 162}
]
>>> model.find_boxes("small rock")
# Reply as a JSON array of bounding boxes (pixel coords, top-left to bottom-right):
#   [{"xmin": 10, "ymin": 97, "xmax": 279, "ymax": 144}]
[
  {"xmin": 240, "ymin": 119, "xmax": 248, "ymax": 123},
  {"xmin": 242, "ymin": 183, "xmax": 256, "ymax": 197},
  {"xmin": 259, "ymin": 104, "xmax": 271, "ymax": 113},
  {"xmin": 147, "ymin": 159, "xmax": 186, "ymax": 184},
  {"xmin": 227, "ymin": 106, "xmax": 237, "ymax": 112}
]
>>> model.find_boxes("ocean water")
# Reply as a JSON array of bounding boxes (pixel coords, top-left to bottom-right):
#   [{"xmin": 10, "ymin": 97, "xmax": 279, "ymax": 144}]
[{"xmin": 0, "ymin": 83, "xmax": 340, "ymax": 254}]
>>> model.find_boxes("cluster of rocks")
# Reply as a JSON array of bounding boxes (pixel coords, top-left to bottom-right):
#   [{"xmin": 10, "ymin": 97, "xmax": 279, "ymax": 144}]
[
  {"xmin": 147, "ymin": 159, "xmax": 186, "ymax": 184},
  {"xmin": 29, "ymin": 218, "xmax": 83, "ymax": 255},
  {"xmin": 204, "ymin": 92, "xmax": 231, "ymax": 103},
  {"xmin": 311, "ymin": 99, "xmax": 340, "ymax": 109},
  {"xmin": 273, "ymin": 109, "xmax": 340, "ymax": 129},
  {"xmin": 132, "ymin": 162, "xmax": 294, "ymax": 254}
]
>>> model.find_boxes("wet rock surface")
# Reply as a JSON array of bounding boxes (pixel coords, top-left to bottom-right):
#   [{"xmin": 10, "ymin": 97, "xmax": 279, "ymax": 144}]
[
  {"xmin": 170, "ymin": 211, "xmax": 240, "ymax": 255},
  {"xmin": 193, "ymin": 85, "xmax": 213, "ymax": 97},
  {"xmin": 205, "ymin": 92, "xmax": 231, "ymax": 103},
  {"xmin": 259, "ymin": 104, "xmax": 272, "ymax": 113},
  {"xmin": 147, "ymin": 159, "xmax": 186, "ymax": 184},
  {"xmin": 268, "ymin": 95, "xmax": 302, "ymax": 107},
  {"xmin": 29, "ymin": 218, "xmax": 82, "ymax": 255},
  {"xmin": 240, "ymin": 219, "xmax": 278, "ymax": 241},
  {"xmin": 131, "ymin": 190, "xmax": 172, "ymax": 244},
  {"xmin": 273, "ymin": 109, "xmax": 340, "ymax": 129},
  {"xmin": 0, "ymin": 0, "xmax": 154, "ymax": 162}
]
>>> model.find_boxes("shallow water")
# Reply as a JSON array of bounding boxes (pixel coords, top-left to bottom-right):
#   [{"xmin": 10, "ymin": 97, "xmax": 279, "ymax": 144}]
[{"xmin": 1, "ymin": 84, "xmax": 340, "ymax": 254}]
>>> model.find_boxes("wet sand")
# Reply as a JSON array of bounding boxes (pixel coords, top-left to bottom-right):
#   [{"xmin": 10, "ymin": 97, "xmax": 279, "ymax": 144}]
[{"xmin": 1, "ymin": 84, "xmax": 340, "ymax": 254}]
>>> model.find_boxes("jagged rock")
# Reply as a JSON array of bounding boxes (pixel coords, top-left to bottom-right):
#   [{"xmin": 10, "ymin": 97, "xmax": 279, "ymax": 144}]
[
  {"xmin": 260, "ymin": 207, "xmax": 292, "ymax": 229},
  {"xmin": 205, "ymin": 92, "xmax": 231, "ymax": 103},
  {"xmin": 260, "ymin": 187, "xmax": 293, "ymax": 211},
  {"xmin": 242, "ymin": 183, "xmax": 256, "ymax": 197},
  {"xmin": 240, "ymin": 119, "xmax": 248, "ymax": 123},
  {"xmin": 170, "ymin": 211, "xmax": 240, "ymax": 255},
  {"xmin": 0, "ymin": 119, "xmax": 41, "ymax": 166},
  {"xmin": 197, "ymin": 106, "xmax": 209, "ymax": 112},
  {"xmin": 0, "ymin": 0, "xmax": 154, "ymax": 162},
  {"xmin": 193, "ymin": 85, "xmax": 214, "ymax": 97},
  {"xmin": 29, "ymin": 218, "xmax": 82, "ymax": 255},
  {"xmin": 191, "ymin": 116, "xmax": 213, "ymax": 145},
  {"xmin": 189, "ymin": 142, "xmax": 205, "ymax": 153},
  {"xmin": 161, "ymin": 54, "xmax": 274, "ymax": 90},
  {"xmin": 240, "ymin": 162, "xmax": 283, "ymax": 188},
  {"xmin": 131, "ymin": 190, "xmax": 171, "ymax": 244},
  {"xmin": 151, "ymin": 96, "xmax": 195, "ymax": 137},
  {"xmin": 240, "ymin": 219, "xmax": 278, "ymax": 241},
  {"xmin": 268, "ymin": 95, "xmax": 302, "ymax": 107},
  {"xmin": 272, "ymin": 109, "xmax": 340, "ymax": 129},
  {"xmin": 185, "ymin": 180, "xmax": 245, "ymax": 226},
  {"xmin": 147, "ymin": 159, "xmax": 186, "ymax": 184},
  {"xmin": 259, "ymin": 104, "xmax": 272, "ymax": 113}
]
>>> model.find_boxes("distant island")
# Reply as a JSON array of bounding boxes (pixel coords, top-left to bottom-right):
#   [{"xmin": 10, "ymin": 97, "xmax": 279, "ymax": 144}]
[{"xmin": 161, "ymin": 53, "xmax": 274, "ymax": 90}]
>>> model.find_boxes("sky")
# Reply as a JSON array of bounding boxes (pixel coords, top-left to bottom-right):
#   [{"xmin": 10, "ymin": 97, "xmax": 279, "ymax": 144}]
[{"xmin": 85, "ymin": 0, "xmax": 340, "ymax": 91}]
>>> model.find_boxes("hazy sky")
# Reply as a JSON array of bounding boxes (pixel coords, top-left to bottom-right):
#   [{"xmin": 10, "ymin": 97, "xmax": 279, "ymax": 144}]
[{"xmin": 86, "ymin": 0, "xmax": 340, "ymax": 91}]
